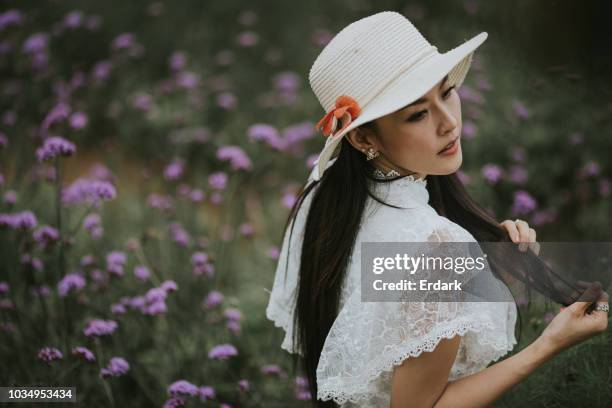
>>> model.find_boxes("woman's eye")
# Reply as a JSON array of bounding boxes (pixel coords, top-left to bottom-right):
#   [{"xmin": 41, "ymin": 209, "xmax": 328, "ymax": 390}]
[
  {"xmin": 443, "ymin": 85, "xmax": 456, "ymax": 99},
  {"xmin": 408, "ymin": 111, "xmax": 426, "ymax": 122},
  {"xmin": 407, "ymin": 86, "xmax": 456, "ymax": 122}
]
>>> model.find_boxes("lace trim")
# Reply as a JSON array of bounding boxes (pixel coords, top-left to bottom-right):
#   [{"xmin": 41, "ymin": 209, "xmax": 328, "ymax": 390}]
[
  {"xmin": 317, "ymin": 318, "xmax": 516, "ymax": 404},
  {"xmin": 265, "ymin": 298, "xmax": 303, "ymax": 355},
  {"xmin": 371, "ymin": 168, "xmax": 427, "ymax": 186}
]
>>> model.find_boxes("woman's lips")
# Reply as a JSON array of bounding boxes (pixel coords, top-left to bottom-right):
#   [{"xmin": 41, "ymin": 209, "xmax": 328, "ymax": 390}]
[{"xmin": 438, "ymin": 136, "xmax": 459, "ymax": 155}]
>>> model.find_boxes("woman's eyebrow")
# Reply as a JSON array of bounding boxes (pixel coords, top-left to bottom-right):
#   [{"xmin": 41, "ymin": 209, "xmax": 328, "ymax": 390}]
[{"xmin": 398, "ymin": 74, "xmax": 449, "ymax": 111}]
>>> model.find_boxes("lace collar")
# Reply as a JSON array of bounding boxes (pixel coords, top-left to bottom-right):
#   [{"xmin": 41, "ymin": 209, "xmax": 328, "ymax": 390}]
[{"xmin": 370, "ymin": 170, "xmax": 429, "ymax": 209}]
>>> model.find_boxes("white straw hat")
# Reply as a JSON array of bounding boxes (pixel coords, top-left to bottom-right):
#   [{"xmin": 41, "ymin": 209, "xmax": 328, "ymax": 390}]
[{"xmin": 308, "ymin": 11, "xmax": 488, "ymax": 181}]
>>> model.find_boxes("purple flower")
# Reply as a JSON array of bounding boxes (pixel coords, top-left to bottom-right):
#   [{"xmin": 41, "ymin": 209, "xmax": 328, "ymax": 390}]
[
  {"xmin": 147, "ymin": 193, "xmax": 174, "ymax": 211},
  {"xmin": 0, "ymin": 211, "xmax": 38, "ymax": 230},
  {"xmin": 461, "ymin": 120, "xmax": 477, "ymax": 139},
  {"xmin": 168, "ymin": 380, "xmax": 199, "ymax": 397},
  {"xmin": 203, "ymin": 291, "xmax": 224, "ymax": 309},
  {"xmin": 133, "ymin": 265, "xmax": 150, "ymax": 281},
  {"xmin": 62, "ymin": 179, "xmax": 116, "ymax": 207},
  {"xmin": 100, "ymin": 357, "xmax": 129, "ymax": 378},
  {"xmin": 161, "ymin": 280, "xmax": 178, "ymax": 293},
  {"xmin": 457, "ymin": 85, "xmax": 484, "ymax": 104},
  {"xmin": 57, "ymin": 273, "xmax": 86, "ymax": 297},
  {"xmin": 568, "ymin": 132, "xmax": 584, "ymax": 145},
  {"xmin": 306, "ymin": 154, "xmax": 318, "ymax": 169},
  {"xmin": 208, "ymin": 172, "xmax": 228, "ymax": 190},
  {"xmin": 511, "ymin": 190, "xmax": 538, "ymax": 215},
  {"xmin": 507, "ymin": 165, "xmax": 528, "ymax": 185},
  {"xmin": 531, "ymin": 209, "xmax": 558, "ymax": 226},
  {"xmin": 0, "ymin": 282, "xmax": 9, "ymax": 294},
  {"xmin": 83, "ymin": 319, "xmax": 118, "ymax": 337},
  {"xmin": 22, "ymin": 32, "xmax": 48, "ymax": 54},
  {"xmin": 92, "ymin": 60, "xmax": 113, "ymax": 81},
  {"xmin": 176, "ymin": 71, "xmax": 200, "ymax": 89},
  {"xmin": 198, "ymin": 386, "xmax": 215, "ymax": 401},
  {"xmin": 83, "ymin": 213, "xmax": 101, "ymax": 231},
  {"xmin": 106, "ymin": 251, "xmax": 126, "ymax": 277},
  {"xmin": 281, "ymin": 192, "xmax": 297, "ymax": 209},
  {"xmin": 513, "ymin": 100, "xmax": 530, "ymax": 119},
  {"xmin": 41, "ymin": 103, "xmax": 71, "ymax": 131},
  {"xmin": 164, "ymin": 160, "xmax": 185, "ymax": 181},
  {"xmin": 247, "ymin": 123, "xmax": 286, "ymax": 150},
  {"xmin": 261, "ymin": 364, "xmax": 284, "ymax": 376},
  {"xmin": 216, "ymin": 92, "xmax": 237, "ymax": 109},
  {"xmin": 226, "ymin": 320, "xmax": 241, "ymax": 334},
  {"xmin": 33, "ymin": 225, "xmax": 60, "ymax": 249},
  {"xmin": 237, "ymin": 31, "xmax": 258, "ymax": 47},
  {"xmin": 132, "ymin": 93, "xmax": 152, "ymax": 111},
  {"xmin": 456, "ymin": 170, "xmax": 471, "ymax": 186},
  {"xmin": 169, "ymin": 222, "xmax": 190, "ymax": 247},
  {"xmin": 85, "ymin": 15, "xmax": 101, "ymax": 30},
  {"xmin": 112, "ymin": 33, "xmax": 134, "ymax": 50},
  {"xmin": 296, "ymin": 390, "xmax": 312, "ymax": 400},
  {"xmin": 216, "ymin": 146, "xmax": 252, "ymax": 171},
  {"xmin": 38, "ymin": 347, "xmax": 63, "ymax": 363},
  {"xmin": 0, "ymin": 9, "xmax": 23, "ymax": 31},
  {"xmin": 72, "ymin": 346, "xmax": 95, "ymax": 362},
  {"xmin": 169, "ymin": 51, "xmax": 187, "ymax": 72},
  {"xmin": 481, "ymin": 164, "xmax": 503, "ymax": 184},
  {"xmin": 273, "ymin": 72, "xmax": 300, "ymax": 92},
  {"xmin": 143, "ymin": 300, "xmax": 167, "ymax": 316},
  {"xmin": 63, "ymin": 11, "xmax": 83, "ymax": 28},
  {"xmin": 69, "ymin": 112, "xmax": 88, "ymax": 129},
  {"xmin": 164, "ymin": 396, "xmax": 188, "ymax": 408},
  {"xmin": 581, "ymin": 161, "xmax": 600, "ymax": 178},
  {"xmin": 209, "ymin": 191, "xmax": 223, "ymax": 205},
  {"xmin": 208, "ymin": 344, "xmax": 238, "ymax": 360},
  {"xmin": 266, "ymin": 246, "xmax": 280, "ymax": 259},
  {"xmin": 189, "ymin": 189, "xmax": 204, "ymax": 202},
  {"xmin": 145, "ymin": 287, "xmax": 167, "ymax": 303},
  {"xmin": 239, "ymin": 222, "xmax": 254, "ymax": 237},
  {"xmin": 295, "ymin": 376, "xmax": 309, "ymax": 388},
  {"xmin": 36, "ymin": 136, "xmax": 76, "ymax": 162},
  {"xmin": 4, "ymin": 190, "xmax": 16, "ymax": 205},
  {"xmin": 191, "ymin": 252, "xmax": 209, "ymax": 266},
  {"xmin": 224, "ymin": 308, "xmax": 242, "ymax": 321},
  {"xmin": 80, "ymin": 254, "xmax": 95, "ymax": 267},
  {"xmin": 238, "ymin": 379, "xmax": 249, "ymax": 392},
  {"xmin": 111, "ymin": 303, "xmax": 127, "ymax": 315}
]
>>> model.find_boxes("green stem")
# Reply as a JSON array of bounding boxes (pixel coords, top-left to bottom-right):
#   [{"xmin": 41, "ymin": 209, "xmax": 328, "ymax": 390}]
[{"xmin": 94, "ymin": 338, "xmax": 115, "ymax": 407}]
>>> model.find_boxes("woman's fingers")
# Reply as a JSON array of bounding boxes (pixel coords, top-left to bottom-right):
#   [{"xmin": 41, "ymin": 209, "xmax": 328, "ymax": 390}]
[{"xmin": 500, "ymin": 220, "xmax": 520, "ymax": 242}]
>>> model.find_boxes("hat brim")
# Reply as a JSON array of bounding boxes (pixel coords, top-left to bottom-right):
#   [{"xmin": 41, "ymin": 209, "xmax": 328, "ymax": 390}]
[{"xmin": 310, "ymin": 31, "xmax": 488, "ymax": 181}]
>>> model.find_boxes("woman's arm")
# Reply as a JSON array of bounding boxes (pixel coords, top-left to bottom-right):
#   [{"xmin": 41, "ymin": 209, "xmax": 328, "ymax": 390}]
[
  {"xmin": 391, "ymin": 285, "xmax": 608, "ymax": 408},
  {"xmin": 432, "ymin": 335, "xmax": 556, "ymax": 408},
  {"xmin": 390, "ymin": 334, "xmax": 555, "ymax": 408}
]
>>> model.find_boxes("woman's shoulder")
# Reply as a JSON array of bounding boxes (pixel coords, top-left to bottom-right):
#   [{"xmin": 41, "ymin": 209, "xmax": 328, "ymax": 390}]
[{"xmin": 360, "ymin": 201, "xmax": 476, "ymax": 243}]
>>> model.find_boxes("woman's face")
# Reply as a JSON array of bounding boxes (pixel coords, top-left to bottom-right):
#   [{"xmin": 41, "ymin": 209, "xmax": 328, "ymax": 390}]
[{"xmin": 351, "ymin": 74, "xmax": 463, "ymax": 178}]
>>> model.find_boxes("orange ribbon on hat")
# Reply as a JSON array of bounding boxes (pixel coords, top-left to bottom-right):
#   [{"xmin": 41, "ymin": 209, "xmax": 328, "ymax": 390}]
[{"xmin": 316, "ymin": 95, "xmax": 362, "ymax": 137}]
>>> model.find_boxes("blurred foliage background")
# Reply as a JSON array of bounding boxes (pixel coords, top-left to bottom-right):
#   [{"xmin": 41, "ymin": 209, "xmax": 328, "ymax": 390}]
[{"xmin": 0, "ymin": 0, "xmax": 611, "ymax": 406}]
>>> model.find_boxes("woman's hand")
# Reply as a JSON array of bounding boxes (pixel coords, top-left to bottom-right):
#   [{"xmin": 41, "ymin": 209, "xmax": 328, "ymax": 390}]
[
  {"xmin": 500, "ymin": 218, "xmax": 540, "ymax": 254},
  {"xmin": 539, "ymin": 281, "xmax": 609, "ymax": 354}
]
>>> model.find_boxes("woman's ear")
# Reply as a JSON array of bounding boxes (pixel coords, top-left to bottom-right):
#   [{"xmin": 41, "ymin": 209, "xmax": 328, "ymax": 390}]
[{"xmin": 346, "ymin": 127, "xmax": 376, "ymax": 154}]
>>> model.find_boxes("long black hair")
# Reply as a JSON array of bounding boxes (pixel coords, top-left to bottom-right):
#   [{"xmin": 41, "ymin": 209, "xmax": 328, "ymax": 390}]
[{"xmin": 279, "ymin": 121, "xmax": 574, "ymax": 406}]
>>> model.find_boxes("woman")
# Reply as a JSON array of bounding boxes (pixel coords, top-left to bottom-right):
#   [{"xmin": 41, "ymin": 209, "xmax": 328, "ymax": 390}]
[{"xmin": 266, "ymin": 11, "xmax": 609, "ymax": 407}]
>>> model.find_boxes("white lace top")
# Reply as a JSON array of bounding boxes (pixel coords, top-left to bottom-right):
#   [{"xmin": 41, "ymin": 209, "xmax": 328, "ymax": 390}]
[{"xmin": 265, "ymin": 162, "xmax": 518, "ymax": 407}]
